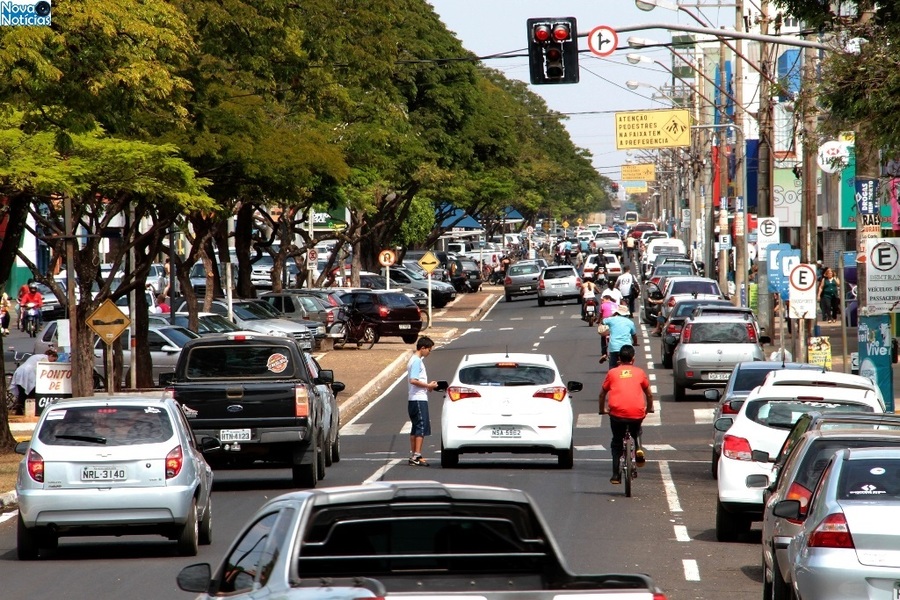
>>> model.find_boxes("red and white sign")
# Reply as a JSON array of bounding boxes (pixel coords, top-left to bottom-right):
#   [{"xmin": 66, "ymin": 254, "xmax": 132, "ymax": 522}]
[
  {"xmin": 378, "ymin": 249, "xmax": 396, "ymax": 267},
  {"xmin": 788, "ymin": 263, "xmax": 817, "ymax": 320},
  {"xmin": 307, "ymin": 249, "xmax": 318, "ymax": 263},
  {"xmin": 587, "ymin": 26, "xmax": 618, "ymax": 58}
]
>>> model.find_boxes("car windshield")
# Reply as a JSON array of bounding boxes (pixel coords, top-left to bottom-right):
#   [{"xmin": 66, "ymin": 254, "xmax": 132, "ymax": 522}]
[
  {"xmin": 196, "ymin": 314, "xmax": 241, "ymax": 333},
  {"xmin": 185, "ymin": 344, "xmax": 298, "ymax": 379},
  {"xmin": 687, "ymin": 322, "xmax": 751, "ymax": 343},
  {"xmin": 838, "ymin": 458, "xmax": 900, "ymax": 499},
  {"xmin": 403, "ymin": 269, "xmax": 426, "ymax": 281},
  {"xmin": 510, "ymin": 264, "xmax": 540, "ymax": 276},
  {"xmin": 154, "ymin": 326, "xmax": 200, "ymax": 346},
  {"xmin": 799, "ymin": 440, "xmax": 900, "ymax": 492},
  {"xmin": 670, "ymin": 281, "xmax": 720, "ymax": 296},
  {"xmin": 746, "ymin": 400, "xmax": 874, "ymax": 429},
  {"xmin": 233, "ymin": 301, "xmax": 280, "ymax": 320},
  {"xmin": 459, "ymin": 261, "xmax": 479, "ymax": 271},
  {"xmin": 458, "ymin": 364, "xmax": 556, "ymax": 386},
  {"xmin": 38, "ymin": 405, "xmax": 175, "ymax": 446}
]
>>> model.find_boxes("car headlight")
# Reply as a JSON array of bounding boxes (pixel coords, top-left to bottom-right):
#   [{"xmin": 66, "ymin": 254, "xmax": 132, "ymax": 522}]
[
  {"xmin": 317, "ymin": 325, "xmax": 326, "ymax": 335},
  {"xmin": 267, "ymin": 330, "xmax": 289, "ymax": 337}
]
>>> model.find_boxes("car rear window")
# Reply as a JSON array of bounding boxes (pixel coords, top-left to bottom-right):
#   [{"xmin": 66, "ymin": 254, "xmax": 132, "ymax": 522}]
[
  {"xmin": 460, "ymin": 261, "xmax": 479, "ymax": 271},
  {"xmin": 596, "ymin": 233, "xmax": 619, "ymax": 241},
  {"xmin": 686, "ymin": 322, "xmax": 751, "ymax": 343},
  {"xmin": 732, "ymin": 367, "xmax": 779, "ymax": 392},
  {"xmin": 184, "ymin": 344, "xmax": 299, "ymax": 379},
  {"xmin": 38, "ymin": 405, "xmax": 175, "ymax": 446},
  {"xmin": 798, "ymin": 440, "xmax": 900, "ymax": 492},
  {"xmin": 510, "ymin": 265, "xmax": 540, "ymax": 276},
  {"xmin": 381, "ymin": 293, "xmax": 416, "ymax": 308},
  {"xmin": 458, "ymin": 364, "xmax": 556, "ymax": 386},
  {"xmin": 746, "ymin": 400, "xmax": 874, "ymax": 429},
  {"xmin": 542, "ymin": 268, "xmax": 575, "ymax": 280},
  {"xmin": 656, "ymin": 266, "xmax": 693, "ymax": 276},
  {"xmin": 670, "ymin": 281, "xmax": 720, "ymax": 296},
  {"xmin": 838, "ymin": 458, "xmax": 900, "ymax": 499}
]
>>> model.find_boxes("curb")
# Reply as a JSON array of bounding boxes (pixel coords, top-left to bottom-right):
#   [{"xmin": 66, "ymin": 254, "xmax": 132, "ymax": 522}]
[{"xmin": 0, "ymin": 489, "xmax": 15, "ymax": 509}]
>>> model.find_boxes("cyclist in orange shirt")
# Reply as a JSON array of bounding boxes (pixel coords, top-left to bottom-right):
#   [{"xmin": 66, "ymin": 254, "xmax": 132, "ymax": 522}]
[{"xmin": 598, "ymin": 344, "xmax": 654, "ymax": 484}]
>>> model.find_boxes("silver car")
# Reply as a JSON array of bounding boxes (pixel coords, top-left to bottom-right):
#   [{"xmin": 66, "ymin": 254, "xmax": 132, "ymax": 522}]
[
  {"xmin": 504, "ymin": 262, "xmax": 541, "ymax": 301},
  {"xmin": 763, "ymin": 429, "xmax": 900, "ymax": 599},
  {"xmin": 15, "ymin": 395, "xmax": 218, "ymax": 559},
  {"xmin": 660, "ymin": 276, "xmax": 725, "ymax": 320},
  {"xmin": 671, "ymin": 312, "xmax": 769, "ymax": 402},
  {"xmin": 774, "ymin": 447, "xmax": 900, "ymax": 600},
  {"xmin": 537, "ymin": 266, "xmax": 581, "ymax": 307}
]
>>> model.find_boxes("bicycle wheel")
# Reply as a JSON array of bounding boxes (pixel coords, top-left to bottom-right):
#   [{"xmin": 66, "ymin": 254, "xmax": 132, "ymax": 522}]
[
  {"xmin": 623, "ymin": 435, "xmax": 634, "ymax": 498},
  {"xmin": 5, "ymin": 374, "xmax": 16, "ymax": 412}
]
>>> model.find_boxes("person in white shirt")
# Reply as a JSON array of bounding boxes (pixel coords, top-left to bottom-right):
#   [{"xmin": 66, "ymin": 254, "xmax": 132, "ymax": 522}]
[
  {"xmin": 604, "ymin": 279, "xmax": 623, "ymax": 304},
  {"xmin": 615, "ymin": 266, "xmax": 638, "ymax": 317}
]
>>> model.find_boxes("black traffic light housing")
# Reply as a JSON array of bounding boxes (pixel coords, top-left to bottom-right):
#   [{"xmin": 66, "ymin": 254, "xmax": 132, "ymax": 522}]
[{"xmin": 527, "ymin": 17, "xmax": 579, "ymax": 85}]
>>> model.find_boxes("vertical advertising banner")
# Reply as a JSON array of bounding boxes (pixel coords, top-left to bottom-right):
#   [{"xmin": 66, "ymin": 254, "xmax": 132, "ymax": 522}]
[
  {"xmin": 34, "ymin": 360, "xmax": 72, "ymax": 417},
  {"xmin": 857, "ymin": 314, "xmax": 894, "ymax": 412}
]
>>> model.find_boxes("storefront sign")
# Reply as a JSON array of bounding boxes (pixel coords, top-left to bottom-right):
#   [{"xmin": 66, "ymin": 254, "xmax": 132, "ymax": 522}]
[{"xmin": 858, "ymin": 314, "xmax": 894, "ymax": 412}]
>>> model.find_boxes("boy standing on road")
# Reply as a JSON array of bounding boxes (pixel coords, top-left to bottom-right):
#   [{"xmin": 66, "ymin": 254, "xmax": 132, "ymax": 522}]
[{"xmin": 407, "ymin": 336, "xmax": 438, "ymax": 466}]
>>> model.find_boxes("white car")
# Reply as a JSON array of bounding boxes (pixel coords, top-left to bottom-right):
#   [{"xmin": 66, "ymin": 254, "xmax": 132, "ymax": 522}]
[
  {"xmin": 714, "ymin": 385, "xmax": 884, "ymax": 541},
  {"xmin": 440, "ymin": 353, "xmax": 583, "ymax": 469},
  {"xmin": 755, "ymin": 369, "xmax": 886, "ymax": 411}
]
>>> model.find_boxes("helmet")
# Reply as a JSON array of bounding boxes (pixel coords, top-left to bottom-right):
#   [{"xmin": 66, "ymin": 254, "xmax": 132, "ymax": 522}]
[{"xmin": 28, "ymin": 283, "xmax": 37, "ymax": 290}]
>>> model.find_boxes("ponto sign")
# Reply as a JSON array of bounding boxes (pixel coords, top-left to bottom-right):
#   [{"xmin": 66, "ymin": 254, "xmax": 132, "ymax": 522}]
[
  {"xmin": 864, "ymin": 238, "xmax": 900, "ymax": 314},
  {"xmin": 788, "ymin": 263, "xmax": 818, "ymax": 320}
]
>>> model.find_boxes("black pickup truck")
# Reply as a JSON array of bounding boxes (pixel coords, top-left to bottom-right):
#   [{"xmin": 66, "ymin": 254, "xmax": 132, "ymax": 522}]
[{"xmin": 163, "ymin": 333, "xmax": 329, "ymax": 488}]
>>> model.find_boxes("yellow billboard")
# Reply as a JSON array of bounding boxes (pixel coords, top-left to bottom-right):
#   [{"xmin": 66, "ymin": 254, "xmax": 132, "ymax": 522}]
[
  {"xmin": 615, "ymin": 109, "xmax": 691, "ymax": 150},
  {"xmin": 621, "ymin": 163, "xmax": 656, "ymax": 181}
]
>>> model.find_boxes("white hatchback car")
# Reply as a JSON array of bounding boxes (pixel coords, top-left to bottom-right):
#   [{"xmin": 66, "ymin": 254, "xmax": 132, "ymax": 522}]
[
  {"xmin": 755, "ymin": 369, "xmax": 886, "ymax": 411},
  {"xmin": 714, "ymin": 385, "xmax": 883, "ymax": 541},
  {"xmin": 440, "ymin": 353, "xmax": 583, "ymax": 469}
]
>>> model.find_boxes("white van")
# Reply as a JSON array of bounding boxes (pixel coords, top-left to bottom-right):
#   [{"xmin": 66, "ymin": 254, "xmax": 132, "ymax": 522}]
[{"xmin": 642, "ymin": 238, "xmax": 687, "ymax": 275}]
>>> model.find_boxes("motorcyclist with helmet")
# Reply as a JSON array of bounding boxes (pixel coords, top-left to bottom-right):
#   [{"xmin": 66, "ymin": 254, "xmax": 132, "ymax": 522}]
[{"xmin": 19, "ymin": 282, "xmax": 44, "ymax": 332}]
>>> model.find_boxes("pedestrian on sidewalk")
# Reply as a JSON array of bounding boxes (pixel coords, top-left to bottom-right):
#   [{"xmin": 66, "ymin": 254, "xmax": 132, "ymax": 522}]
[
  {"xmin": 818, "ymin": 267, "xmax": 840, "ymax": 323},
  {"xmin": 407, "ymin": 336, "xmax": 438, "ymax": 466}
]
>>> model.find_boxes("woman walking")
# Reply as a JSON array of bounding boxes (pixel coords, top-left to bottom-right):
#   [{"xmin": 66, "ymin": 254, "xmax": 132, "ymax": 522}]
[{"xmin": 817, "ymin": 267, "xmax": 840, "ymax": 323}]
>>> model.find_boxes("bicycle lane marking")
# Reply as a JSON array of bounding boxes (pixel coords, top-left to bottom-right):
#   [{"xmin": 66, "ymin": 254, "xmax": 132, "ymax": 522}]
[{"xmin": 659, "ymin": 460, "xmax": 703, "ymax": 583}]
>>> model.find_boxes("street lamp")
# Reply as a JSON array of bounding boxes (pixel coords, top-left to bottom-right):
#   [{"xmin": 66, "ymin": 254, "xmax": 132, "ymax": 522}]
[{"xmin": 635, "ymin": 0, "xmax": 680, "ymax": 10}]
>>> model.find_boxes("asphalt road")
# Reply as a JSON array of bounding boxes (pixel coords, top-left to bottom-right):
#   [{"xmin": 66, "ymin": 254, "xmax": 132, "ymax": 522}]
[{"xmin": 0, "ymin": 293, "xmax": 764, "ymax": 600}]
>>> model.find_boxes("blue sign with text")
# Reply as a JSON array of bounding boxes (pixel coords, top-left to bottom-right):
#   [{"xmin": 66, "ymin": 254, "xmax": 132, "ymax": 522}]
[
  {"xmin": 767, "ymin": 244, "xmax": 800, "ymax": 298},
  {"xmin": 858, "ymin": 314, "xmax": 894, "ymax": 412}
]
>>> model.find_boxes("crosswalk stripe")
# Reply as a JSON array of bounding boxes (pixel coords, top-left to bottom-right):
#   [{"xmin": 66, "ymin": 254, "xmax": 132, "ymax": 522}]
[
  {"xmin": 576, "ymin": 413, "xmax": 602, "ymax": 428},
  {"xmin": 399, "ymin": 421, "xmax": 411, "ymax": 434},
  {"xmin": 575, "ymin": 444, "xmax": 676, "ymax": 452},
  {"xmin": 341, "ymin": 423, "xmax": 372, "ymax": 436},
  {"xmin": 693, "ymin": 408, "xmax": 716, "ymax": 424}
]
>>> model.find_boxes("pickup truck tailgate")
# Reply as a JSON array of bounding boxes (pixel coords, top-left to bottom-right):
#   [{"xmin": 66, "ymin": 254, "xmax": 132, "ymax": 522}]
[{"xmin": 175, "ymin": 381, "xmax": 304, "ymax": 428}]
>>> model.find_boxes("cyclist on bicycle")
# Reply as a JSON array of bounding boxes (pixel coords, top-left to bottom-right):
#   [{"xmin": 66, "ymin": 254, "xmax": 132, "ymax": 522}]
[{"xmin": 598, "ymin": 344, "xmax": 654, "ymax": 485}]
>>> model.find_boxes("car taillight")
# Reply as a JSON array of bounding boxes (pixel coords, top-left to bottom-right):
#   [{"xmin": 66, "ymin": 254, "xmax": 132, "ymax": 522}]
[
  {"xmin": 166, "ymin": 445, "xmax": 184, "ymax": 479},
  {"xmin": 447, "ymin": 386, "xmax": 481, "ymax": 401},
  {"xmin": 721, "ymin": 401, "xmax": 740, "ymax": 415},
  {"xmin": 504, "ymin": 276, "xmax": 512, "ymax": 285},
  {"xmin": 681, "ymin": 324, "xmax": 692, "ymax": 343},
  {"xmin": 295, "ymin": 384, "xmax": 309, "ymax": 417},
  {"xmin": 576, "ymin": 278, "xmax": 583, "ymax": 288},
  {"xmin": 652, "ymin": 595, "xmax": 668, "ymax": 600},
  {"xmin": 326, "ymin": 311, "xmax": 334, "ymax": 324},
  {"xmin": 534, "ymin": 386, "xmax": 567, "ymax": 401},
  {"xmin": 667, "ymin": 297, "xmax": 677, "ymax": 307},
  {"xmin": 786, "ymin": 482, "xmax": 813, "ymax": 522},
  {"xmin": 746, "ymin": 323, "xmax": 757, "ymax": 342},
  {"xmin": 808, "ymin": 513, "xmax": 854, "ymax": 549},
  {"xmin": 378, "ymin": 305, "xmax": 390, "ymax": 318},
  {"xmin": 27, "ymin": 449, "xmax": 44, "ymax": 483},
  {"xmin": 538, "ymin": 280, "xmax": 545, "ymax": 290},
  {"xmin": 722, "ymin": 434, "xmax": 753, "ymax": 461},
  {"xmin": 666, "ymin": 323, "xmax": 682, "ymax": 334}
]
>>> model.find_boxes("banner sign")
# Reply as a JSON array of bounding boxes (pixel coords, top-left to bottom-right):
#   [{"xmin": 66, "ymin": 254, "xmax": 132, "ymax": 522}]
[
  {"xmin": 863, "ymin": 238, "xmax": 900, "ymax": 314},
  {"xmin": 615, "ymin": 109, "xmax": 691, "ymax": 150},
  {"xmin": 807, "ymin": 336, "xmax": 833, "ymax": 370},
  {"xmin": 34, "ymin": 360, "xmax": 72, "ymax": 417},
  {"xmin": 858, "ymin": 314, "xmax": 894, "ymax": 412},
  {"xmin": 621, "ymin": 163, "xmax": 656, "ymax": 181}
]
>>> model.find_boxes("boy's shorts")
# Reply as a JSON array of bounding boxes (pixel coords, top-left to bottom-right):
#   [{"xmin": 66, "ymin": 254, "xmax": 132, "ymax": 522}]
[{"xmin": 407, "ymin": 401, "xmax": 431, "ymax": 436}]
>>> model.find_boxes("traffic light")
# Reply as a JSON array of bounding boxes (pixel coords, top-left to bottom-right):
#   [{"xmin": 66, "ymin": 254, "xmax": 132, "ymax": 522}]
[{"xmin": 527, "ymin": 17, "xmax": 579, "ymax": 85}]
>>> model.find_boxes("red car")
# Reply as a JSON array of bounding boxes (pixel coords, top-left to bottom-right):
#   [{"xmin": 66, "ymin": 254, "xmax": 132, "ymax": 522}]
[{"xmin": 628, "ymin": 222, "xmax": 658, "ymax": 239}]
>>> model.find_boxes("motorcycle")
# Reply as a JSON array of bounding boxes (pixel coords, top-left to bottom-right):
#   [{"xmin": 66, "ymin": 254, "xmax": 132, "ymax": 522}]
[
  {"xmin": 22, "ymin": 302, "xmax": 40, "ymax": 338},
  {"xmin": 582, "ymin": 296, "xmax": 599, "ymax": 326},
  {"xmin": 333, "ymin": 306, "xmax": 379, "ymax": 350}
]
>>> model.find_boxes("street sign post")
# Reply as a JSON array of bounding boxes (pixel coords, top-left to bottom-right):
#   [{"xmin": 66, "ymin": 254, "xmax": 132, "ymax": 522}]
[
  {"xmin": 788, "ymin": 263, "xmax": 817, "ymax": 319},
  {"xmin": 87, "ymin": 299, "xmax": 131, "ymax": 392},
  {"xmin": 379, "ymin": 249, "xmax": 396, "ymax": 289},
  {"xmin": 587, "ymin": 25, "xmax": 618, "ymax": 58},
  {"xmin": 756, "ymin": 217, "xmax": 780, "ymax": 255},
  {"xmin": 864, "ymin": 238, "xmax": 900, "ymax": 314},
  {"xmin": 417, "ymin": 251, "xmax": 441, "ymax": 328}
]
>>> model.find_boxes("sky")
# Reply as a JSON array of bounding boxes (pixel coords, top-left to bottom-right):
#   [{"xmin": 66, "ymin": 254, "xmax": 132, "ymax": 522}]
[{"xmin": 426, "ymin": 0, "xmax": 739, "ymax": 186}]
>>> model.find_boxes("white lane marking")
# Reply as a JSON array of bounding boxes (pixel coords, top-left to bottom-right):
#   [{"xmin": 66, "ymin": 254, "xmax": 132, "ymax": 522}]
[
  {"xmin": 683, "ymin": 559, "xmax": 701, "ymax": 581},
  {"xmin": 575, "ymin": 444, "xmax": 675, "ymax": 451},
  {"xmin": 644, "ymin": 444, "xmax": 675, "ymax": 451},
  {"xmin": 543, "ymin": 326, "xmax": 555, "ymax": 334},
  {"xmin": 498, "ymin": 327, "xmax": 515, "ymax": 331},
  {"xmin": 532, "ymin": 342, "xmax": 540, "ymax": 348},
  {"xmin": 341, "ymin": 423, "xmax": 372, "ymax": 436},
  {"xmin": 694, "ymin": 408, "xmax": 716, "ymax": 424},
  {"xmin": 510, "ymin": 317, "xmax": 524, "ymax": 321},
  {"xmin": 576, "ymin": 444, "xmax": 606, "ymax": 451},
  {"xmin": 674, "ymin": 525, "xmax": 691, "ymax": 542},
  {"xmin": 460, "ymin": 328, "xmax": 482, "ymax": 336},
  {"xmin": 0, "ymin": 510, "xmax": 16, "ymax": 525},
  {"xmin": 643, "ymin": 400, "xmax": 662, "ymax": 426},
  {"xmin": 650, "ymin": 385, "xmax": 658, "ymax": 394},
  {"xmin": 540, "ymin": 315, "xmax": 555, "ymax": 320},
  {"xmin": 399, "ymin": 421, "xmax": 411, "ymax": 434},
  {"xmin": 659, "ymin": 460, "xmax": 683, "ymax": 513},
  {"xmin": 577, "ymin": 413, "xmax": 602, "ymax": 428},
  {"xmin": 363, "ymin": 458, "xmax": 403, "ymax": 484},
  {"xmin": 648, "ymin": 373, "xmax": 656, "ymax": 381}
]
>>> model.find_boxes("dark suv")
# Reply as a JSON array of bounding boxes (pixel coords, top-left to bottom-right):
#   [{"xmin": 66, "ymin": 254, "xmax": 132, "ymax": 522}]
[
  {"xmin": 447, "ymin": 258, "xmax": 483, "ymax": 293},
  {"xmin": 337, "ymin": 289, "xmax": 423, "ymax": 344}
]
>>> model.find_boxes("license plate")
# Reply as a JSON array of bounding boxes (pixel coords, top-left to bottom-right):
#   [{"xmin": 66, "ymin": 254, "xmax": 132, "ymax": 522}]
[
  {"xmin": 82, "ymin": 466, "xmax": 126, "ymax": 481},
  {"xmin": 491, "ymin": 427, "xmax": 521, "ymax": 438},
  {"xmin": 399, "ymin": 324, "xmax": 411, "ymax": 329},
  {"xmin": 520, "ymin": 286, "xmax": 531, "ymax": 291},
  {"xmin": 469, "ymin": 274, "xmax": 479, "ymax": 279},
  {"xmin": 585, "ymin": 305, "xmax": 595, "ymax": 313},
  {"xmin": 706, "ymin": 372, "xmax": 731, "ymax": 381},
  {"xmin": 552, "ymin": 283, "xmax": 567, "ymax": 288},
  {"xmin": 220, "ymin": 428, "xmax": 251, "ymax": 442}
]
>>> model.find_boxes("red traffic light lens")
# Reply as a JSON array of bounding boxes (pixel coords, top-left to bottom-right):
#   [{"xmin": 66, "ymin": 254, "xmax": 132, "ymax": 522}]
[
  {"xmin": 534, "ymin": 24, "xmax": 551, "ymax": 42},
  {"xmin": 546, "ymin": 47, "xmax": 562, "ymax": 61},
  {"xmin": 552, "ymin": 24, "xmax": 570, "ymax": 41}
]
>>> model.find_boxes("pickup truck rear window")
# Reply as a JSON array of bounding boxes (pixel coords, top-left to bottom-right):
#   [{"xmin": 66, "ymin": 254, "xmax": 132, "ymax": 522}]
[{"xmin": 184, "ymin": 345, "xmax": 298, "ymax": 379}]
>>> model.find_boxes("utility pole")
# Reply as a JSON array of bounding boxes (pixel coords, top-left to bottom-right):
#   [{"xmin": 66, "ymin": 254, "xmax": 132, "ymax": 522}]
[
  {"xmin": 733, "ymin": 0, "xmax": 747, "ymax": 307},
  {"xmin": 756, "ymin": 0, "xmax": 774, "ymax": 337},
  {"xmin": 798, "ymin": 41, "xmax": 819, "ymax": 363},
  {"xmin": 717, "ymin": 41, "xmax": 730, "ymax": 295}
]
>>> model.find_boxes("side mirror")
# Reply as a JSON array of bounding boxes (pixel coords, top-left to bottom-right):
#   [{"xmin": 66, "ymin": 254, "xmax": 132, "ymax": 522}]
[
  {"xmin": 161, "ymin": 344, "xmax": 180, "ymax": 353},
  {"xmin": 434, "ymin": 380, "xmax": 449, "ymax": 393},
  {"xmin": 704, "ymin": 389, "xmax": 721, "ymax": 401},
  {"xmin": 728, "ymin": 399, "xmax": 744, "ymax": 413},
  {"xmin": 567, "ymin": 380, "xmax": 584, "ymax": 393},
  {"xmin": 331, "ymin": 381, "xmax": 346, "ymax": 395},
  {"xmin": 772, "ymin": 499, "xmax": 802, "ymax": 520},
  {"xmin": 714, "ymin": 417, "xmax": 734, "ymax": 432},
  {"xmin": 199, "ymin": 436, "xmax": 221, "ymax": 452},
  {"xmin": 751, "ymin": 449, "xmax": 771, "ymax": 463},
  {"xmin": 15, "ymin": 440, "xmax": 29, "ymax": 455},
  {"xmin": 317, "ymin": 369, "xmax": 334, "ymax": 385},
  {"xmin": 176, "ymin": 563, "xmax": 213, "ymax": 593}
]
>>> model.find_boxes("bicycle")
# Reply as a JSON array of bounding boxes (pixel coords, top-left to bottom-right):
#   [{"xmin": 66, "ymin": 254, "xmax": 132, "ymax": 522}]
[{"xmin": 620, "ymin": 429, "xmax": 638, "ymax": 497}]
